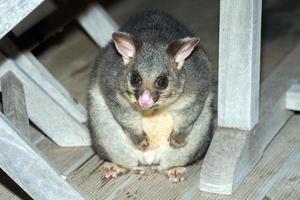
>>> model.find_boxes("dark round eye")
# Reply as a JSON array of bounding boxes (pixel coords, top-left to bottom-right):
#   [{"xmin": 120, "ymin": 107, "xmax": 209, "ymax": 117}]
[
  {"xmin": 130, "ymin": 74, "xmax": 142, "ymax": 87},
  {"xmin": 156, "ymin": 76, "xmax": 168, "ymax": 89}
]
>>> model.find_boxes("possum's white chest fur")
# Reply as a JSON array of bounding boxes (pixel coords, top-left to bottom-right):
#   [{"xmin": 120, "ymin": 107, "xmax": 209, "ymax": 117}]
[{"xmin": 141, "ymin": 111, "xmax": 173, "ymax": 165}]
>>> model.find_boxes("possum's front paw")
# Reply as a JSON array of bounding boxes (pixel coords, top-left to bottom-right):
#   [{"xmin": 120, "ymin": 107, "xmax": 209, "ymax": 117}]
[
  {"xmin": 169, "ymin": 131, "xmax": 187, "ymax": 148},
  {"xmin": 134, "ymin": 132, "xmax": 149, "ymax": 151},
  {"xmin": 167, "ymin": 167, "xmax": 187, "ymax": 182},
  {"xmin": 100, "ymin": 162, "xmax": 127, "ymax": 178}
]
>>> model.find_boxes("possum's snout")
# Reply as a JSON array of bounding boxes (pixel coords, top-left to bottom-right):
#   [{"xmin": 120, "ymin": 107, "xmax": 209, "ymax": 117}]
[{"xmin": 138, "ymin": 89, "xmax": 154, "ymax": 108}]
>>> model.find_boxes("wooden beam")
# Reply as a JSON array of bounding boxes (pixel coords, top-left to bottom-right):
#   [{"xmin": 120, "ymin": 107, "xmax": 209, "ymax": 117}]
[
  {"xmin": 0, "ymin": 0, "xmax": 44, "ymax": 39},
  {"xmin": 78, "ymin": 2, "xmax": 118, "ymax": 47},
  {"xmin": 217, "ymin": 0, "xmax": 262, "ymax": 130},
  {"xmin": 199, "ymin": 43, "xmax": 300, "ymax": 194},
  {"xmin": 0, "ymin": 53, "xmax": 91, "ymax": 147},
  {"xmin": 1, "ymin": 71, "xmax": 30, "ymax": 139},
  {"xmin": 12, "ymin": 0, "xmax": 56, "ymax": 36},
  {"xmin": 286, "ymin": 84, "xmax": 300, "ymax": 111},
  {"xmin": 0, "ymin": 38, "xmax": 87, "ymax": 123},
  {"xmin": 0, "ymin": 114, "xmax": 89, "ymax": 200}
]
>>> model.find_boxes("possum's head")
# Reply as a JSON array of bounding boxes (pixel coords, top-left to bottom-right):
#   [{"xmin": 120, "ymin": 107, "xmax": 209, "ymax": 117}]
[{"xmin": 112, "ymin": 32, "xmax": 199, "ymax": 111}]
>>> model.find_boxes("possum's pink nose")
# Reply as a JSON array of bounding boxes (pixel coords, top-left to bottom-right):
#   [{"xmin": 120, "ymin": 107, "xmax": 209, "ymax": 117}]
[{"xmin": 138, "ymin": 90, "xmax": 154, "ymax": 108}]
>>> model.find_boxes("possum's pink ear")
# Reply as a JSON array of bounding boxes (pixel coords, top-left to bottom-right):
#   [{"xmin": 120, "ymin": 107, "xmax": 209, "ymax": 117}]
[
  {"xmin": 112, "ymin": 32, "xmax": 141, "ymax": 64},
  {"xmin": 167, "ymin": 37, "xmax": 200, "ymax": 69}
]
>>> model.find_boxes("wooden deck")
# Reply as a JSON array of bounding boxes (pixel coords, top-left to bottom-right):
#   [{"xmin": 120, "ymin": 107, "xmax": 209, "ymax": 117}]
[{"xmin": 1, "ymin": 0, "xmax": 300, "ymax": 199}]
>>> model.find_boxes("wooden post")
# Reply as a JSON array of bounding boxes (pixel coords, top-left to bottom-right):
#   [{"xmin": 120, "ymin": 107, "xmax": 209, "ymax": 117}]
[
  {"xmin": 78, "ymin": 2, "xmax": 118, "ymax": 47},
  {"xmin": 199, "ymin": 43, "xmax": 300, "ymax": 194},
  {"xmin": 0, "ymin": 53, "xmax": 91, "ymax": 147},
  {"xmin": 0, "ymin": 38, "xmax": 87, "ymax": 123},
  {"xmin": 0, "ymin": 0, "xmax": 44, "ymax": 39},
  {"xmin": 217, "ymin": 0, "xmax": 261, "ymax": 130},
  {"xmin": 1, "ymin": 72, "xmax": 30, "ymax": 139},
  {"xmin": 0, "ymin": 114, "xmax": 89, "ymax": 200}
]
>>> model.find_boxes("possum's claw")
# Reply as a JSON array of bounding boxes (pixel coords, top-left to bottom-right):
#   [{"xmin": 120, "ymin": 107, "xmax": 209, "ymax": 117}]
[
  {"xmin": 167, "ymin": 167, "xmax": 186, "ymax": 183},
  {"xmin": 137, "ymin": 133, "xmax": 149, "ymax": 151},
  {"xmin": 100, "ymin": 162, "xmax": 127, "ymax": 178}
]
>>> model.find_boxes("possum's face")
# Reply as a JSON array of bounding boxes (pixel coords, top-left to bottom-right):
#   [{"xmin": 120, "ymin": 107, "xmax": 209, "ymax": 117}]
[{"xmin": 112, "ymin": 32, "xmax": 199, "ymax": 111}]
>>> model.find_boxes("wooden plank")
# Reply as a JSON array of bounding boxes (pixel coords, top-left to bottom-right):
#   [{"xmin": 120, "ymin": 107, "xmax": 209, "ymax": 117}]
[
  {"xmin": 78, "ymin": 2, "xmax": 118, "ymax": 47},
  {"xmin": 199, "ymin": 43, "xmax": 300, "ymax": 194},
  {"xmin": 35, "ymin": 138, "xmax": 94, "ymax": 175},
  {"xmin": 0, "ymin": 38, "xmax": 87, "ymax": 123},
  {"xmin": 0, "ymin": 53, "xmax": 91, "ymax": 147},
  {"xmin": 218, "ymin": 0, "xmax": 262, "ymax": 130},
  {"xmin": 1, "ymin": 71, "xmax": 30, "ymax": 139},
  {"xmin": 0, "ymin": 169, "xmax": 32, "ymax": 200},
  {"xmin": 0, "ymin": 0, "xmax": 44, "ymax": 39},
  {"xmin": 194, "ymin": 115, "xmax": 300, "ymax": 199},
  {"xmin": 69, "ymin": 155, "xmax": 205, "ymax": 200},
  {"xmin": 267, "ymin": 147, "xmax": 300, "ymax": 200},
  {"xmin": 286, "ymin": 84, "xmax": 300, "ymax": 111},
  {"xmin": 12, "ymin": 0, "xmax": 56, "ymax": 36},
  {"xmin": 0, "ymin": 114, "xmax": 89, "ymax": 200}
]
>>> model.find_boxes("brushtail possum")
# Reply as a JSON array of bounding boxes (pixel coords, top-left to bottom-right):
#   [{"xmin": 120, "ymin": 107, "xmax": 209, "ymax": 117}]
[{"xmin": 88, "ymin": 10, "xmax": 215, "ymax": 182}]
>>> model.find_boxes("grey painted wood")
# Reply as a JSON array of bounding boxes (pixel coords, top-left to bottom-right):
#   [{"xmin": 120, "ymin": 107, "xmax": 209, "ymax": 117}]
[
  {"xmin": 0, "ymin": 38, "xmax": 87, "ymax": 123},
  {"xmin": 218, "ymin": 0, "xmax": 262, "ymax": 130},
  {"xmin": 256, "ymin": 148, "xmax": 300, "ymax": 200},
  {"xmin": 0, "ymin": 0, "xmax": 44, "ymax": 39},
  {"xmin": 78, "ymin": 2, "xmax": 118, "ymax": 47},
  {"xmin": 193, "ymin": 115, "xmax": 300, "ymax": 199},
  {"xmin": 199, "ymin": 43, "xmax": 300, "ymax": 194},
  {"xmin": 286, "ymin": 84, "xmax": 300, "ymax": 111},
  {"xmin": 1, "ymin": 72, "xmax": 30, "ymax": 139},
  {"xmin": 0, "ymin": 53, "xmax": 91, "ymax": 146},
  {"xmin": 267, "ymin": 148, "xmax": 300, "ymax": 200},
  {"xmin": 0, "ymin": 114, "xmax": 89, "ymax": 200},
  {"xmin": 12, "ymin": 0, "xmax": 56, "ymax": 36}
]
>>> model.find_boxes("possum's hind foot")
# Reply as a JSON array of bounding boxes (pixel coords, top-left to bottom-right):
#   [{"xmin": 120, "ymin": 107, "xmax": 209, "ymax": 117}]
[
  {"xmin": 167, "ymin": 167, "xmax": 186, "ymax": 183},
  {"xmin": 100, "ymin": 162, "xmax": 127, "ymax": 178}
]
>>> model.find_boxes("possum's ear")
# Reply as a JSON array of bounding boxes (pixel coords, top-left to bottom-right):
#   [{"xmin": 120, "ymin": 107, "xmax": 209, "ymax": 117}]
[
  {"xmin": 112, "ymin": 32, "xmax": 141, "ymax": 64},
  {"xmin": 167, "ymin": 37, "xmax": 200, "ymax": 70}
]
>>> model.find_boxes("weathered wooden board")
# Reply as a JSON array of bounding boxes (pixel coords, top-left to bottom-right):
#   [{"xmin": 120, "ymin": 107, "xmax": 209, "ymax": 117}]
[
  {"xmin": 0, "ymin": 53, "xmax": 91, "ymax": 146},
  {"xmin": 35, "ymin": 139, "xmax": 94, "ymax": 176},
  {"xmin": 0, "ymin": 114, "xmax": 88, "ymax": 200},
  {"xmin": 78, "ymin": 2, "xmax": 118, "ymax": 47},
  {"xmin": 12, "ymin": 0, "xmax": 56, "ymax": 36},
  {"xmin": 199, "ymin": 43, "xmax": 300, "ymax": 194},
  {"xmin": 217, "ymin": 0, "xmax": 262, "ymax": 130},
  {"xmin": 69, "ymin": 154, "xmax": 204, "ymax": 200},
  {"xmin": 0, "ymin": 175, "xmax": 30, "ymax": 200},
  {"xmin": 194, "ymin": 115, "xmax": 300, "ymax": 200},
  {"xmin": 286, "ymin": 84, "xmax": 300, "ymax": 111},
  {"xmin": 0, "ymin": 0, "xmax": 44, "ymax": 39},
  {"xmin": 267, "ymin": 148, "xmax": 300, "ymax": 200},
  {"xmin": 0, "ymin": 38, "xmax": 87, "ymax": 123},
  {"xmin": 1, "ymin": 71, "xmax": 30, "ymax": 139}
]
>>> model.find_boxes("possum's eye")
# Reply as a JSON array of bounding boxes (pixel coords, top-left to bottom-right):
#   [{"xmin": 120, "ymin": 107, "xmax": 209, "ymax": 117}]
[
  {"xmin": 155, "ymin": 75, "xmax": 168, "ymax": 90},
  {"xmin": 130, "ymin": 73, "xmax": 142, "ymax": 87}
]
